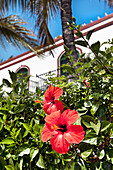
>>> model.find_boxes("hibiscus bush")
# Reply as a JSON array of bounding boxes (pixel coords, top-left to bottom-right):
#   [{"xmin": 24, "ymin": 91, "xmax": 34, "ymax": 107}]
[
  {"xmin": 43, "ymin": 24, "xmax": 113, "ymax": 169},
  {"xmin": 0, "ymin": 25, "xmax": 113, "ymax": 170}
]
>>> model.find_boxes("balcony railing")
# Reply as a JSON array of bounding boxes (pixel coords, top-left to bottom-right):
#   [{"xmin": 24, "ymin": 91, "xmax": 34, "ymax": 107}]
[
  {"xmin": 29, "ymin": 69, "xmax": 59, "ymax": 93},
  {"xmin": 29, "ymin": 79, "xmax": 48, "ymax": 92}
]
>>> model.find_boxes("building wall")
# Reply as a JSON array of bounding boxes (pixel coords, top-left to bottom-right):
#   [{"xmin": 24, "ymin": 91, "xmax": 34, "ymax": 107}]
[
  {"xmin": 0, "ymin": 44, "xmax": 64, "ymax": 92},
  {"xmin": 0, "ymin": 13, "xmax": 113, "ymax": 92}
]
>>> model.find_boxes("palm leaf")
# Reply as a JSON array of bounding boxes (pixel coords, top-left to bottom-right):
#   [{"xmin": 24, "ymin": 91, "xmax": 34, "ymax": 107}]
[
  {"xmin": 0, "ymin": 14, "xmax": 39, "ymax": 51},
  {"xmin": 0, "ymin": 0, "xmax": 61, "ymax": 46},
  {"xmin": 32, "ymin": 0, "xmax": 60, "ymax": 45},
  {"xmin": 0, "ymin": 0, "xmax": 27, "ymax": 13},
  {"xmin": 106, "ymin": 0, "xmax": 113, "ymax": 7}
]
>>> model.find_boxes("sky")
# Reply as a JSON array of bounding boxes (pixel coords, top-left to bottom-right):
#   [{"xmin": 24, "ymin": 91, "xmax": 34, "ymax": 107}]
[{"xmin": 1, "ymin": 0, "xmax": 113, "ymax": 61}]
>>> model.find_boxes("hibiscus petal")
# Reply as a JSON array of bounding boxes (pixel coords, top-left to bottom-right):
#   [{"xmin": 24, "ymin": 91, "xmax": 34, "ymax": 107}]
[
  {"xmin": 43, "ymin": 100, "xmax": 64, "ymax": 115},
  {"xmin": 64, "ymin": 125, "xmax": 85, "ymax": 144},
  {"xmin": 54, "ymin": 100, "xmax": 64, "ymax": 112},
  {"xmin": 44, "ymin": 84, "xmax": 63, "ymax": 101},
  {"xmin": 50, "ymin": 133, "xmax": 70, "ymax": 154},
  {"xmin": 45, "ymin": 110, "xmax": 61, "ymax": 124},
  {"xmin": 44, "ymin": 85, "xmax": 53, "ymax": 101},
  {"xmin": 53, "ymin": 87, "xmax": 63, "ymax": 100},
  {"xmin": 43, "ymin": 103, "xmax": 55, "ymax": 115},
  {"xmin": 62, "ymin": 109, "xmax": 79, "ymax": 125},
  {"xmin": 41, "ymin": 123, "xmax": 58, "ymax": 142}
]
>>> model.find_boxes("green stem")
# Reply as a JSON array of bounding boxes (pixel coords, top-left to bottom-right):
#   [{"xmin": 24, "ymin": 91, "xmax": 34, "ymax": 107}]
[
  {"xmin": 82, "ymin": 36, "xmax": 113, "ymax": 75},
  {"xmin": 29, "ymin": 161, "xmax": 32, "ymax": 170},
  {"xmin": 72, "ymin": 144, "xmax": 86, "ymax": 162},
  {"xmin": 61, "ymin": 101, "xmax": 70, "ymax": 109}
]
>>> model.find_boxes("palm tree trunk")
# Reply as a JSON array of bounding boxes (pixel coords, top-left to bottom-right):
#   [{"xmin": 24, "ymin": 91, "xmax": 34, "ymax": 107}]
[{"xmin": 61, "ymin": 0, "xmax": 78, "ymax": 63}]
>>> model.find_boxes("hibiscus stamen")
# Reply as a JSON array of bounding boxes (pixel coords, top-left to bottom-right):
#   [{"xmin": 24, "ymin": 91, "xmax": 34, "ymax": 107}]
[
  {"xmin": 51, "ymin": 124, "xmax": 67, "ymax": 132},
  {"xmin": 51, "ymin": 124, "xmax": 59, "ymax": 131}
]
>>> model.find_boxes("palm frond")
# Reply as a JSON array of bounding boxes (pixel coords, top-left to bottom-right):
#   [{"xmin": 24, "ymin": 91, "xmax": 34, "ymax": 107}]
[
  {"xmin": 106, "ymin": 0, "xmax": 113, "ymax": 7},
  {"xmin": 0, "ymin": 14, "xmax": 39, "ymax": 51},
  {"xmin": 28, "ymin": 0, "xmax": 61, "ymax": 45},
  {"xmin": 0, "ymin": 0, "xmax": 61, "ymax": 46},
  {"xmin": 0, "ymin": 0, "xmax": 27, "ymax": 14},
  {"xmin": 36, "ymin": 0, "xmax": 60, "ymax": 45}
]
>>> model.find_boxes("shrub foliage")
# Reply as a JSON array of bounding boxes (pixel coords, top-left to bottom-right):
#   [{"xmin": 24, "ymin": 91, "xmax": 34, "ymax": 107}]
[{"xmin": 0, "ymin": 24, "xmax": 113, "ymax": 169}]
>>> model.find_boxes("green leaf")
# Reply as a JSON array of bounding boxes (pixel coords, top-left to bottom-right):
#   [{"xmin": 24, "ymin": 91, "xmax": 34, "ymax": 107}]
[
  {"xmin": 9, "ymin": 70, "xmax": 17, "ymax": 83},
  {"xmin": 33, "ymin": 122, "xmax": 44, "ymax": 135},
  {"xmin": 90, "ymin": 103, "xmax": 100, "ymax": 116},
  {"xmin": 83, "ymin": 137, "xmax": 98, "ymax": 145},
  {"xmin": 62, "ymin": 65, "xmax": 75, "ymax": 73},
  {"xmin": 82, "ymin": 121, "xmax": 91, "ymax": 128},
  {"xmin": 19, "ymin": 148, "xmax": 30, "ymax": 157},
  {"xmin": 5, "ymin": 165, "xmax": 15, "ymax": 170},
  {"xmin": 33, "ymin": 123, "xmax": 40, "ymax": 135},
  {"xmin": 36, "ymin": 154, "xmax": 45, "ymax": 169},
  {"xmin": 83, "ymin": 131, "xmax": 97, "ymax": 145},
  {"xmin": 14, "ymin": 84, "xmax": 19, "ymax": 94},
  {"xmin": 73, "ymin": 163, "xmax": 81, "ymax": 170},
  {"xmin": 91, "ymin": 41, "xmax": 100, "ymax": 55},
  {"xmin": 30, "ymin": 118, "xmax": 34, "ymax": 128},
  {"xmin": 0, "ymin": 156, "xmax": 7, "ymax": 168},
  {"xmin": 15, "ymin": 128, "xmax": 21, "ymax": 138},
  {"xmin": 36, "ymin": 87, "xmax": 41, "ymax": 96},
  {"xmin": 101, "ymin": 121, "xmax": 111, "ymax": 132},
  {"xmin": 24, "ymin": 76, "xmax": 30, "ymax": 83},
  {"xmin": 0, "ymin": 138, "xmax": 14, "ymax": 144},
  {"xmin": 106, "ymin": 149, "xmax": 113, "ymax": 158},
  {"xmin": 99, "ymin": 50, "xmax": 107, "ymax": 57},
  {"xmin": 96, "ymin": 105, "xmax": 107, "ymax": 119},
  {"xmin": 2, "ymin": 79, "xmax": 11, "ymax": 87},
  {"xmin": 23, "ymin": 123, "xmax": 31, "ymax": 131},
  {"xmin": 23, "ymin": 130, "xmax": 29, "ymax": 138},
  {"xmin": 74, "ymin": 40, "xmax": 88, "ymax": 47},
  {"xmin": 106, "ymin": 52, "xmax": 112, "ymax": 59},
  {"xmin": 30, "ymin": 148, "xmax": 39, "ymax": 161},
  {"xmin": 20, "ymin": 159, "xmax": 23, "ymax": 170},
  {"xmin": 99, "ymin": 149, "xmax": 105, "ymax": 159},
  {"xmin": 84, "ymin": 101, "xmax": 92, "ymax": 107},
  {"xmin": 82, "ymin": 115, "xmax": 93, "ymax": 123},
  {"xmin": 14, "ymin": 104, "xmax": 25, "ymax": 113},
  {"xmin": 81, "ymin": 149, "xmax": 93, "ymax": 159},
  {"xmin": 86, "ymin": 29, "xmax": 94, "ymax": 40},
  {"xmin": 77, "ymin": 107, "xmax": 88, "ymax": 116},
  {"xmin": 0, "ymin": 123, "xmax": 3, "ymax": 131},
  {"xmin": 75, "ymin": 31, "xmax": 83, "ymax": 37},
  {"xmin": 102, "ymin": 161, "xmax": 112, "ymax": 169},
  {"xmin": 3, "ymin": 114, "xmax": 7, "ymax": 121},
  {"xmin": 0, "ymin": 108, "xmax": 9, "ymax": 114},
  {"xmin": 90, "ymin": 120, "xmax": 101, "ymax": 135}
]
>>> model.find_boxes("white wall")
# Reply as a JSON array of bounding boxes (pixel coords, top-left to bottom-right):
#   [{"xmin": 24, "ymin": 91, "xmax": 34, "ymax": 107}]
[
  {"xmin": 0, "ymin": 44, "xmax": 64, "ymax": 92},
  {"xmin": 0, "ymin": 15, "xmax": 113, "ymax": 92}
]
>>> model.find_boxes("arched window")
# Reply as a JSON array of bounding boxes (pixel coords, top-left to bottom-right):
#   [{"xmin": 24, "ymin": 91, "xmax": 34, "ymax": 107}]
[
  {"xmin": 60, "ymin": 53, "xmax": 68, "ymax": 76},
  {"xmin": 17, "ymin": 67, "xmax": 28, "ymax": 78},
  {"xmin": 60, "ymin": 50, "xmax": 80, "ymax": 76},
  {"xmin": 16, "ymin": 67, "xmax": 29, "ymax": 85}
]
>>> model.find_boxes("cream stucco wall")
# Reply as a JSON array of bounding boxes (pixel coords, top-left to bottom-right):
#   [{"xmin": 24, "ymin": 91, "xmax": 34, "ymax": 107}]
[{"xmin": 0, "ymin": 14, "xmax": 113, "ymax": 92}]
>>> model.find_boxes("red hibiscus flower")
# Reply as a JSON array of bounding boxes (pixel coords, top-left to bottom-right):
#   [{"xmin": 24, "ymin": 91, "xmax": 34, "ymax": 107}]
[
  {"xmin": 43, "ymin": 84, "xmax": 64, "ymax": 115},
  {"xmin": 41, "ymin": 109, "xmax": 85, "ymax": 154}
]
